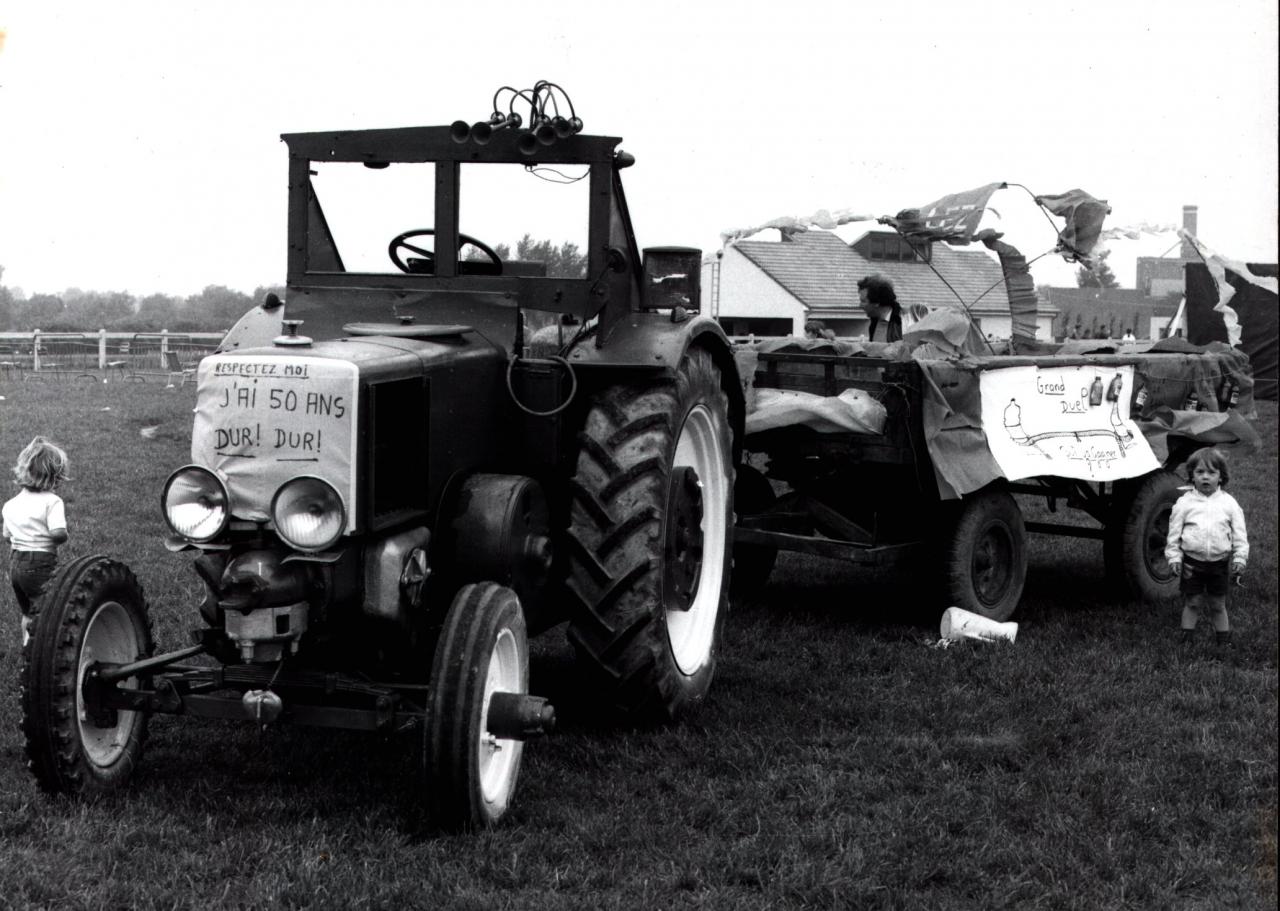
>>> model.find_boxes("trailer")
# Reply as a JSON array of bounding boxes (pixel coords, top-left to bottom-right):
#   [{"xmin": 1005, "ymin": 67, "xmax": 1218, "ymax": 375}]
[{"xmin": 734, "ymin": 334, "xmax": 1258, "ymax": 620}]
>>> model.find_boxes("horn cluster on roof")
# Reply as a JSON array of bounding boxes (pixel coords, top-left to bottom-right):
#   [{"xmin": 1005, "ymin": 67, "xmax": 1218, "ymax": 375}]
[{"xmin": 451, "ymin": 81, "xmax": 583, "ymax": 155}]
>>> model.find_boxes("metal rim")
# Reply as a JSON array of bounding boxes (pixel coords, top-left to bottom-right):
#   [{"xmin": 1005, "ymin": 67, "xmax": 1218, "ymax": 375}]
[
  {"xmin": 477, "ymin": 626, "xmax": 525, "ymax": 808},
  {"xmin": 666, "ymin": 403, "xmax": 729, "ymax": 676},
  {"xmin": 76, "ymin": 601, "xmax": 143, "ymax": 768},
  {"xmin": 973, "ymin": 520, "xmax": 1014, "ymax": 606}
]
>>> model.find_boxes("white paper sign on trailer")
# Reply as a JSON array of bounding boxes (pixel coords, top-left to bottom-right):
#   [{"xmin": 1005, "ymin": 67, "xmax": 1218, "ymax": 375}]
[{"xmin": 980, "ymin": 364, "xmax": 1159, "ymax": 482}]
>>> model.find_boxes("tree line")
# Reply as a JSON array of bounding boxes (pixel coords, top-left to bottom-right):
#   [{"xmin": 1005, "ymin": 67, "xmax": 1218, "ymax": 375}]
[
  {"xmin": 470, "ymin": 236, "xmax": 588, "ymax": 278},
  {"xmin": 0, "ymin": 238, "xmax": 583, "ymax": 332},
  {"xmin": 0, "ymin": 268, "xmax": 284, "ymax": 333}
]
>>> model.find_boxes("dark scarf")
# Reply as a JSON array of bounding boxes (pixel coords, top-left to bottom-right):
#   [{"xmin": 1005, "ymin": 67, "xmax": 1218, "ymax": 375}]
[{"xmin": 868, "ymin": 307, "xmax": 903, "ymax": 342}]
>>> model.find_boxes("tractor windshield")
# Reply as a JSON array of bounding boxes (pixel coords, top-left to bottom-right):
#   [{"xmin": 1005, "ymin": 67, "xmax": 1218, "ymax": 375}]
[{"xmin": 306, "ymin": 161, "xmax": 589, "ymax": 278}]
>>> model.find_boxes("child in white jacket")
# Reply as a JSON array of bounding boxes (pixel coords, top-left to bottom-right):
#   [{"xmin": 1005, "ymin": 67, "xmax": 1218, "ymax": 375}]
[
  {"xmin": 3, "ymin": 437, "xmax": 71, "ymax": 647},
  {"xmin": 1165, "ymin": 447, "xmax": 1249, "ymax": 649}
]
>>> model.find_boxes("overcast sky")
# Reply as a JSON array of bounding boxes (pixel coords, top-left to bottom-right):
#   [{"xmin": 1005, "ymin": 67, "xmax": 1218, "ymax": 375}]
[{"xmin": 1, "ymin": 0, "xmax": 1276, "ymax": 299}]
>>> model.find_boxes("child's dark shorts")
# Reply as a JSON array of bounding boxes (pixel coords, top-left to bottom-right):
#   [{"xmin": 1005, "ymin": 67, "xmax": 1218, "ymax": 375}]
[
  {"xmin": 10, "ymin": 549, "xmax": 58, "ymax": 617},
  {"xmin": 1179, "ymin": 556, "xmax": 1230, "ymax": 597}
]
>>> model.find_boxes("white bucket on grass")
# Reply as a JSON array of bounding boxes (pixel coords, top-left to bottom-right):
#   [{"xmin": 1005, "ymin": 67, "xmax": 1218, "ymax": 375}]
[{"xmin": 940, "ymin": 607, "xmax": 1018, "ymax": 644}]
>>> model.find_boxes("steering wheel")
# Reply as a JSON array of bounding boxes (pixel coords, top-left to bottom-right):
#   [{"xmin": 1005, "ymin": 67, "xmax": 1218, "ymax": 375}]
[{"xmin": 388, "ymin": 229, "xmax": 503, "ymax": 274}]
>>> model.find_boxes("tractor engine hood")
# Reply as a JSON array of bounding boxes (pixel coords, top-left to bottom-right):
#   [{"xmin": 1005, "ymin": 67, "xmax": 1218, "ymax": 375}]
[{"xmin": 191, "ymin": 328, "xmax": 504, "ymax": 537}]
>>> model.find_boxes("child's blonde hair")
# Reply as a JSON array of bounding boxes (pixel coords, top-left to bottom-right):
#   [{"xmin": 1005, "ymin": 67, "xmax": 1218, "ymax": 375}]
[
  {"xmin": 1185, "ymin": 446, "xmax": 1229, "ymax": 487},
  {"xmin": 13, "ymin": 436, "xmax": 70, "ymax": 492}
]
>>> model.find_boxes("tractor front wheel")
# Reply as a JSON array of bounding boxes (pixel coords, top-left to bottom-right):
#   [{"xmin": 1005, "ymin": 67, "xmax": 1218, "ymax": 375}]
[
  {"xmin": 22, "ymin": 555, "xmax": 153, "ymax": 795},
  {"xmin": 566, "ymin": 347, "xmax": 733, "ymax": 723},
  {"xmin": 426, "ymin": 582, "xmax": 529, "ymax": 830}
]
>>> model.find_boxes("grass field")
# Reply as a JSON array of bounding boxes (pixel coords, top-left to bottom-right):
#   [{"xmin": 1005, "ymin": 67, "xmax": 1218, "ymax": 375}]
[{"xmin": 0, "ymin": 376, "xmax": 1275, "ymax": 910}]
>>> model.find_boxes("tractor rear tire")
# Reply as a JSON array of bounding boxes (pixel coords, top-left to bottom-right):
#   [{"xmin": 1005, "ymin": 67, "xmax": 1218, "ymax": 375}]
[
  {"xmin": 943, "ymin": 487, "xmax": 1027, "ymax": 622},
  {"xmin": 566, "ymin": 347, "xmax": 733, "ymax": 723},
  {"xmin": 1104, "ymin": 469, "xmax": 1183, "ymax": 606},
  {"xmin": 22, "ymin": 555, "xmax": 153, "ymax": 795},
  {"xmin": 426, "ymin": 583, "xmax": 528, "ymax": 830}
]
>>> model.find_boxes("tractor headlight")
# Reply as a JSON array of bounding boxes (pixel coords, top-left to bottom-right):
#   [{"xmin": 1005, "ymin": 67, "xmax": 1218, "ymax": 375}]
[
  {"xmin": 162, "ymin": 466, "xmax": 230, "ymax": 542},
  {"xmin": 271, "ymin": 476, "xmax": 346, "ymax": 552}
]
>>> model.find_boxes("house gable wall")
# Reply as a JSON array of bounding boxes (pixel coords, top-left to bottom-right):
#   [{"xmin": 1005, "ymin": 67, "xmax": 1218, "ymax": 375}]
[{"xmin": 703, "ymin": 245, "xmax": 806, "ymax": 334}]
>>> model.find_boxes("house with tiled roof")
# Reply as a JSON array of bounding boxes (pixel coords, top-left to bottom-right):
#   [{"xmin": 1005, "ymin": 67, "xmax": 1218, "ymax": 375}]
[{"xmin": 702, "ymin": 228, "xmax": 1057, "ymax": 339}]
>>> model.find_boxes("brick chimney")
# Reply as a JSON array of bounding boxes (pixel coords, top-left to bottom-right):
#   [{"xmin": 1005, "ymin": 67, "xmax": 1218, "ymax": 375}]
[{"xmin": 1180, "ymin": 205, "xmax": 1198, "ymax": 259}]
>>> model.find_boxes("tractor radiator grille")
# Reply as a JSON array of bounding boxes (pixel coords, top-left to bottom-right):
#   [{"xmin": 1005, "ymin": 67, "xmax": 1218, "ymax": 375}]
[{"xmin": 368, "ymin": 377, "xmax": 429, "ymax": 523}]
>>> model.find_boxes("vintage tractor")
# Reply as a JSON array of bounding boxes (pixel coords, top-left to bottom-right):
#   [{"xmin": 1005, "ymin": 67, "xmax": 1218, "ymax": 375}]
[{"xmin": 21, "ymin": 83, "xmax": 744, "ymax": 829}]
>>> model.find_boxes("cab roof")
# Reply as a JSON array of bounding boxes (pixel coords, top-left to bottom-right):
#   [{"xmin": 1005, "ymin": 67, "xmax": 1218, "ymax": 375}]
[{"xmin": 281, "ymin": 125, "xmax": 623, "ymax": 166}]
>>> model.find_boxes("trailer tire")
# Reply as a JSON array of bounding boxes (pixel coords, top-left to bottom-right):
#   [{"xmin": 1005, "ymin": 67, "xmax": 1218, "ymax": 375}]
[
  {"xmin": 426, "ymin": 582, "xmax": 528, "ymax": 830},
  {"xmin": 731, "ymin": 464, "xmax": 778, "ymax": 596},
  {"xmin": 1104, "ymin": 469, "xmax": 1182, "ymax": 606},
  {"xmin": 943, "ymin": 487, "xmax": 1026, "ymax": 622},
  {"xmin": 22, "ymin": 555, "xmax": 153, "ymax": 796},
  {"xmin": 566, "ymin": 347, "xmax": 733, "ymax": 723}
]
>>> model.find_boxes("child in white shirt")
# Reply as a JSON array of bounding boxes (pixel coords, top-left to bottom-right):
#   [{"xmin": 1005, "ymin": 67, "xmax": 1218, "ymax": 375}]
[
  {"xmin": 2, "ymin": 437, "xmax": 71, "ymax": 646},
  {"xmin": 1164, "ymin": 447, "xmax": 1248, "ymax": 649}
]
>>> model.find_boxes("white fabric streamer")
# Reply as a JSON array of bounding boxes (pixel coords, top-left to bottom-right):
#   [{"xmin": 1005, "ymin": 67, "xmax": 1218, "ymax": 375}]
[{"xmin": 721, "ymin": 208, "xmax": 879, "ymax": 244}]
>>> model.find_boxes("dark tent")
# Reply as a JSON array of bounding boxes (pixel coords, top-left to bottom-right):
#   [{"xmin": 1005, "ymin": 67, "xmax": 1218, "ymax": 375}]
[{"xmin": 1185, "ymin": 262, "xmax": 1279, "ymax": 401}]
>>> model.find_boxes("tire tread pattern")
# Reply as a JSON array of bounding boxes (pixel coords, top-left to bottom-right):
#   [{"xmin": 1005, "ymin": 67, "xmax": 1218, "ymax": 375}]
[
  {"xmin": 943, "ymin": 487, "xmax": 1027, "ymax": 622},
  {"xmin": 565, "ymin": 348, "xmax": 731, "ymax": 723},
  {"xmin": 21, "ymin": 555, "xmax": 153, "ymax": 795},
  {"xmin": 1109, "ymin": 469, "xmax": 1183, "ymax": 606},
  {"xmin": 426, "ymin": 582, "xmax": 526, "ymax": 831}
]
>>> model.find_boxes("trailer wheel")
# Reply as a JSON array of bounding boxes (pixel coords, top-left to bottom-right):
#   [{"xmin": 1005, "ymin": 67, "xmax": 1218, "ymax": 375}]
[
  {"xmin": 944, "ymin": 487, "xmax": 1027, "ymax": 622},
  {"xmin": 566, "ymin": 347, "xmax": 733, "ymax": 722},
  {"xmin": 1104, "ymin": 469, "xmax": 1183, "ymax": 605},
  {"xmin": 731, "ymin": 464, "xmax": 778, "ymax": 596},
  {"xmin": 426, "ymin": 583, "xmax": 528, "ymax": 830},
  {"xmin": 22, "ymin": 555, "xmax": 153, "ymax": 795}
]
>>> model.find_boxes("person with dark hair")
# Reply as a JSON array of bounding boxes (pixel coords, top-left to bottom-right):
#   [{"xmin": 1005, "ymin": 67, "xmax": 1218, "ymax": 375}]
[{"xmin": 857, "ymin": 274, "xmax": 902, "ymax": 342}]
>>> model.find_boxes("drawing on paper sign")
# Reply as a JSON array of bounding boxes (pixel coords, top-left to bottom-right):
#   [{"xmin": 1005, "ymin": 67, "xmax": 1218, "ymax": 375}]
[
  {"xmin": 980, "ymin": 365, "xmax": 1159, "ymax": 482},
  {"xmin": 1002, "ymin": 374, "xmax": 1135, "ymax": 455}
]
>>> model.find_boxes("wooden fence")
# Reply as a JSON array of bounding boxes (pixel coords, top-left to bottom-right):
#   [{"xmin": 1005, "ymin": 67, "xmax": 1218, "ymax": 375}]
[{"xmin": 0, "ymin": 330, "xmax": 225, "ymax": 380}]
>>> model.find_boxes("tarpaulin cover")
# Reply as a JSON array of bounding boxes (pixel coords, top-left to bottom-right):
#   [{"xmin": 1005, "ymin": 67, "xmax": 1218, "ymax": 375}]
[
  {"xmin": 746, "ymin": 387, "xmax": 887, "ymax": 435},
  {"xmin": 976, "ymin": 232, "xmax": 1038, "ymax": 341},
  {"xmin": 902, "ymin": 306, "xmax": 989, "ymax": 358},
  {"xmin": 915, "ymin": 344, "xmax": 1259, "ymax": 498},
  {"xmin": 1185, "ymin": 261, "xmax": 1278, "ymax": 400},
  {"xmin": 743, "ymin": 336, "xmax": 1258, "ymax": 499}
]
